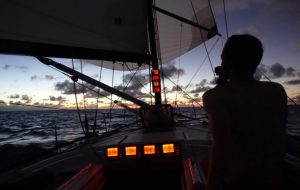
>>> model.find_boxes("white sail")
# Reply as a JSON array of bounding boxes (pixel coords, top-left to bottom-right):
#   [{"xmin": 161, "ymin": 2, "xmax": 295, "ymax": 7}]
[
  {"xmin": 0, "ymin": 0, "xmax": 149, "ymax": 61},
  {"xmin": 0, "ymin": 0, "xmax": 217, "ymax": 70},
  {"xmin": 156, "ymin": 0, "xmax": 217, "ymax": 66}
]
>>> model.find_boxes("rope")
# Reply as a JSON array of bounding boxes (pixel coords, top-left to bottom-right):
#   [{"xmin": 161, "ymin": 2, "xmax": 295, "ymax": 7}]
[
  {"xmin": 164, "ymin": 75, "xmax": 202, "ymax": 107},
  {"xmin": 93, "ymin": 61, "xmax": 103, "ymax": 134},
  {"xmin": 80, "ymin": 59, "xmax": 89, "ymax": 135},
  {"xmin": 122, "ymin": 63, "xmax": 127, "ymax": 121},
  {"xmin": 177, "ymin": 37, "xmax": 220, "ymax": 102},
  {"xmin": 189, "ymin": 0, "xmax": 216, "ymax": 80},
  {"xmin": 222, "ymin": 0, "xmax": 229, "ymax": 39},
  {"xmin": 175, "ymin": 23, "xmax": 183, "ymax": 107},
  {"xmin": 71, "ymin": 59, "xmax": 86, "ymax": 135},
  {"xmin": 149, "ymin": 64, "xmax": 153, "ymax": 105},
  {"xmin": 108, "ymin": 62, "xmax": 115, "ymax": 131}
]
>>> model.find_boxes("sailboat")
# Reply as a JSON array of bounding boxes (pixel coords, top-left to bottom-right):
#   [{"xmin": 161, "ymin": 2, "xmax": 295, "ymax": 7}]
[{"xmin": 0, "ymin": 0, "xmax": 299, "ymax": 189}]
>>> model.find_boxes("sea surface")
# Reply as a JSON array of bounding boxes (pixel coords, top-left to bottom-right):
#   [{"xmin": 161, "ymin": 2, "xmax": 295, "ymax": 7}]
[{"xmin": 0, "ymin": 106, "xmax": 299, "ymax": 172}]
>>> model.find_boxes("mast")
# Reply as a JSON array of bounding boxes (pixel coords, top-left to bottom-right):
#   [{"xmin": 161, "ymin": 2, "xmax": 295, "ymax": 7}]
[{"xmin": 147, "ymin": 0, "xmax": 162, "ymax": 105}]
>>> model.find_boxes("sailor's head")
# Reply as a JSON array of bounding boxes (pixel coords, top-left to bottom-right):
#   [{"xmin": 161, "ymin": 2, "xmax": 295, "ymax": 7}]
[{"xmin": 221, "ymin": 34, "xmax": 263, "ymax": 74}]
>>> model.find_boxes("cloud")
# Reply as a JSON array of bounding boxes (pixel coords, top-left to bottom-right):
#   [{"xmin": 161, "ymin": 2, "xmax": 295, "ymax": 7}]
[
  {"xmin": 21, "ymin": 94, "xmax": 32, "ymax": 103},
  {"xmin": 190, "ymin": 79, "xmax": 212, "ymax": 93},
  {"xmin": 291, "ymin": 95, "xmax": 300, "ymax": 104},
  {"xmin": 115, "ymin": 83, "xmax": 151, "ymax": 99},
  {"xmin": 285, "ymin": 79, "xmax": 300, "ymax": 85},
  {"xmin": 169, "ymin": 85, "xmax": 184, "ymax": 93},
  {"xmin": 2, "ymin": 64, "xmax": 28, "ymax": 71},
  {"xmin": 254, "ymin": 64, "xmax": 268, "ymax": 80},
  {"xmin": 162, "ymin": 64, "xmax": 185, "ymax": 78},
  {"xmin": 113, "ymin": 73, "xmax": 152, "ymax": 98},
  {"xmin": 196, "ymin": 79, "xmax": 208, "ymax": 87},
  {"xmin": 236, "ymin": 25, "xmax": 261, "ymax": 38},
  {"xmin": 21, "ymin": 95, "xmax": 30, "ymax": 101},
  {"xmin": 31, "ymin": 75, "xmax": 39, "ymax": 80},
  {"xmin": 8, "ymin": 94, "xmax": 20, "ymax": 99},
  {"xmin": 209, "ymin": 78, "xmax": 217, "ymax": 85},
  {"xmin": 31, "ymin": 75, "xmax": 55, "ymax": 80},
  {"xmin": 49, "ymin": 96, "xmax": 66, "ymax": 102},
  {"xmin": 269, "ymin": 63, "xmax": 285, "ymax": 78},
  {"xmin": 261, "ymin": 63, "xmax": 296, "ymax": 79},
  {"xmin": 55, "ymin": 80, "xmax": 80, "ymax": 94},
  {"xmin": 54, "ymin": 80, "xmax": 110, "ymax": 99},
  {"xmin": 190, "ymin": 86, "xmax": 212, "ymax": 93},
  {"xmin": 45, "ymin": 75, "xmax": 54, "ymax": 80}
]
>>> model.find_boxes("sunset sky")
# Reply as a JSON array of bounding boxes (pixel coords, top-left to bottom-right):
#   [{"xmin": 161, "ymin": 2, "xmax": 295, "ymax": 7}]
[{"xmin": 1, "ymin": 0, "xmax": 300, "ymax": 111}]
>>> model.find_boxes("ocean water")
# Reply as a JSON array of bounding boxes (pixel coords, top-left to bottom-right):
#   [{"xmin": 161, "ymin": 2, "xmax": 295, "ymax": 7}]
[
  {"xmin": 0, "ymin": 106, "xmax": 299, "ymax": 172},
  {"xmin": 0, "ymin": 109, "xmax": 139, "ymax": 149}
]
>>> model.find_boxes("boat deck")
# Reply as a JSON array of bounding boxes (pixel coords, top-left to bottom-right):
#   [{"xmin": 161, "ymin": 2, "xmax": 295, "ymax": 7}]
[{"xmin": 0, "ymin": 120, "xmax": 212, "ymax": 190}]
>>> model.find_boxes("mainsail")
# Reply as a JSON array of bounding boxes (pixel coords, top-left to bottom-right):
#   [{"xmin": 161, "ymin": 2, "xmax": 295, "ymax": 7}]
[{"xmin": 0, "ymin": 0, "xmax": 217, "ymax": 70}]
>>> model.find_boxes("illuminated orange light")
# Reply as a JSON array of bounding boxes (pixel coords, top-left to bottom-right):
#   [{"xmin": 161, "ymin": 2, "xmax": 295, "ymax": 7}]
[
  {"xmin": 144, "ymin": 145, "xmax": 155, "ymax": 154},
  {"xmin": 125, "ymin": 146, "xmax": 137, "ymax": 156},
  {"xmin": 152, "ymin": 75, "xmax": 159, "ymax": 81},
  {"xmin": 153, "ymin": 81, "xmax": 160, "ymax": 87},
  {"xmin": 107, "ymin": 147, "xmax": 118, "ymax": 157},
  {"xmin": 153, "ymin": 87, "xmax": 161, "ymax": 93},
  {"xmin": 162, "ymin": 144, "xmax": 175, "ymax": 153},
  {"xmin": 152, "ymin": 69, "xmax": 159, "ymax": 75}
]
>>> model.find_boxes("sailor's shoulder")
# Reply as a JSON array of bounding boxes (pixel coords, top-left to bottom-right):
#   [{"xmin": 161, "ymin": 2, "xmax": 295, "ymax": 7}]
[
  {"xmin": 202, "ymin": 87, "xmax": 217, "ymax": 100},
  {"xmin": 259, "ymin": 81, "xmax": 286, "ymax": 93}
]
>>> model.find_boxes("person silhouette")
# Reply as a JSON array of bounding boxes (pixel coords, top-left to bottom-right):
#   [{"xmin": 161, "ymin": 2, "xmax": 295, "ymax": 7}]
[{"xmin": 203, "ymin": 34, "xmax": 287, "ymax": 190}]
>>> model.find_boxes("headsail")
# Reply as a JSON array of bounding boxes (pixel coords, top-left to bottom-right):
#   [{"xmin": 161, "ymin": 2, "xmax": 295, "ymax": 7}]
[
  {"xmin": 155, "ymin": 0, "xmax": 217, "ymax": 66},
  {"xmin": 0, "ymin": 0, "xmax": 218, "ymax": 70}
]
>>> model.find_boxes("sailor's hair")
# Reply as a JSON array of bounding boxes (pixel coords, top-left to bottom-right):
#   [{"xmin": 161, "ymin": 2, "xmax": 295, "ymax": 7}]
[{"xmin": 222, "ymin": 34, "xmax": 263, "ymax": 74}]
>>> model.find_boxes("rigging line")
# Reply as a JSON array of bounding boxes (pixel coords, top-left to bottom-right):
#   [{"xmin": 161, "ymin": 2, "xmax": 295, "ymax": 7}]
[
  {"xmin": 222, "ymin": 0, "xmax": 229, "ymax": 39},
  {"xmin": 71, "ymin": 59, "xmax": 86, "ymax": 135},
  {"xmin": 80, "ymin": 59, "xmax": 89, "ymax": 135},
  {"xmin": 257, "ymin": 69, "xmax": 298, "ymax": 105},
  {"xmin": 45, "ymin": 60, "xmax": 113, "ymax": 102},
  {"xmin": 189, "ymin": 0, "xmax": 216, "ymax": 80},
  {"xmin": 93, "ymin": 60, "xmax": 103, "ymax": 134},
  {"xmin": 148, "ymin": 64, "xmax": 153, "ymax": 105},
  {"xmin": 178, "ymin": 37, "xmax": 220, "ymax": 101},
  {"xmin": 76, "ymin": 81, "xmax": 113, "ymax": 102},
  {"xmin": 80, "ymin": 59, "xmax": 87, "ymax": 113},
  {"xmin": 175, "ymin": 23, "xmax": 183, "ymax": 106},
  {"xmin": 122, "ymin": 63, "xmax": 126, "ymax": 121},
  {"xmin": 106, "ymin": 64, "xmax": 143, "ymax": 112},
  {"xmin": 164, "ymin": 75, "xmax": 202, "ymax": 107},
  {"xmin": 124, "ymin": 63, "xmax": 154, "ymax": 98},
  {"xmin": 108, "ymin": 62, "xmax": 115, "ymax": 131}
]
